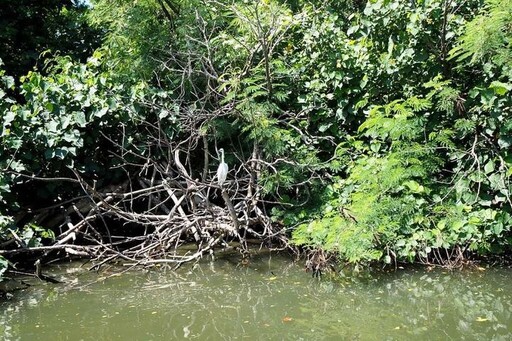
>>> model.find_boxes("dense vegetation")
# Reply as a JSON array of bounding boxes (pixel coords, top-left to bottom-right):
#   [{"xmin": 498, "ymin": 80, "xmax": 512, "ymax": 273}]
[
  {"xmin": 0, "ymin": 0, "xmax": 101, "ymax": 82},
  {"xmin": 1, "ymin": 0, "xmax": 511, "ymax": 279}
]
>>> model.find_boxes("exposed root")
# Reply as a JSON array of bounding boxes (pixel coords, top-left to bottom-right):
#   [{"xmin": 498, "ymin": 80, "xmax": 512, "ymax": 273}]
[
  {"xmin": 305, "ymin": 248, "xmax": 335, "ymax": 278},
  {"xmin": 2, "ymin": 147, "xmax": 288, "ymax": 269},
  {"xmin": 416, "ymin": 245, "xmax": 472, "ymax": 269}
]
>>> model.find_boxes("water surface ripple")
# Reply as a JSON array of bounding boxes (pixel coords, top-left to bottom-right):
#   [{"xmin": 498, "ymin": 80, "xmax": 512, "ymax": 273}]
[{"xmin": 1, "ymin": 251, "xmax": 511, "ymax": 340}]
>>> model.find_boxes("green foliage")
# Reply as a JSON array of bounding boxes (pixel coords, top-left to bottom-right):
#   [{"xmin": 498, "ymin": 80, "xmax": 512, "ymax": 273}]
[
  {"xmin": 88, "ymin": 0, "xmax": 178, "ymax": 80},
  {"xmin": 2, "ymin": 0, "xmax": 512, "ymax": 269},
  {"xmin": 3, "ymin": 53, "xmax": 136, "ymax": 173},
  {"xmin": 291, "ymin": 0, "xmax": 512, "ymax": 265},
  {"xmin": 0, "ymin": 0, "xmax": 102, "ymax": 80},
  {"xmin": 293, "ymin": 98, "xmax": 442, "ymax": 263},
  {"xmin": 201, "ymin": 0, "xmax": 512, "ymax": 265},
  {"xmin": 449, "ymin": 0, "xmax": 512, "ymax": 70},
  {"xmin": 210, "ymin": 1, "xmax": 320, "ymax": 197},
  {"xmin": 0, "ymin": 50, "xmax": 179, "ymax": 265}
]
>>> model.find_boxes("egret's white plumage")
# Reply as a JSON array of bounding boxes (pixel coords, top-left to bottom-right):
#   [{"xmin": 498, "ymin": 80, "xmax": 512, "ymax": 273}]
[{"xmin": 217, "ymin": 148, "xmax": 228, "ymax": 187}]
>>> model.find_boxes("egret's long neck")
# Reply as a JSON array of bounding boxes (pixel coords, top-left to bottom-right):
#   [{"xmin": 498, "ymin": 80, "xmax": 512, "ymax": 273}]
[{"xmin": 221, "ymin": 150, "xmax": 224, "ymax": 163}]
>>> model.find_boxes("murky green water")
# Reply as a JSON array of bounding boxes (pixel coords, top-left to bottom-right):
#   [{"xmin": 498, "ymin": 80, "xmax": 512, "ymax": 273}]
[{"xmin": 1, "ymin": 251, "xmax": 512, "ymax": 340}]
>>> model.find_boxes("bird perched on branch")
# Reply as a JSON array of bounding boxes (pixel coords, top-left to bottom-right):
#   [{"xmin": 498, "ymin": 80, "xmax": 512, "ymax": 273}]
[{"xmin": 217, "ymin": 148, "xmax": 228, "ymax": 187}]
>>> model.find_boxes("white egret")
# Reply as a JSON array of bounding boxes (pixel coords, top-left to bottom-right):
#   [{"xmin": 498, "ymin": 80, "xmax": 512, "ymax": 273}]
[{"xmin": 217, "ymin": 148, "xmax": 228, "ymax": 187}]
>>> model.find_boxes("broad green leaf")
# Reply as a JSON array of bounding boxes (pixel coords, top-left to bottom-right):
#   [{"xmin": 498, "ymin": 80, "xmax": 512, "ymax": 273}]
[
  {"xmin": 489, "ymin": 81, "xmax": 512, "ymax": 96},
  {"xmin": 484, "ymin": 160, "xmax": 495, "ymax": 174}
]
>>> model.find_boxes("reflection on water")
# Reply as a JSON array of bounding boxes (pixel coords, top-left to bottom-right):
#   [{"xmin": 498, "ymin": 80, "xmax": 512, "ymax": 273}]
[{"xmin": 1, "ymin": 250, "xmax": 512, "ymax": 340}]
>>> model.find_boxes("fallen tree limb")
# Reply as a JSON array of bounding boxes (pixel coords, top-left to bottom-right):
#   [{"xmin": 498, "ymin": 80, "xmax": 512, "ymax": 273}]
[{"xmin": 0, "ymin": 244, "xmax": 99, "ymax": 256}]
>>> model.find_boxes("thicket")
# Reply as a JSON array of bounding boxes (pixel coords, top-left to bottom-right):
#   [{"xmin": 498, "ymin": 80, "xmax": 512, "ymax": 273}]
[
  {"xmin": 0, "ymin": 0, "xmax": 101, "ymax": 82},
  {"xmin": 1, "ymin": 0, "xmax": 512, "ymax": 279}
]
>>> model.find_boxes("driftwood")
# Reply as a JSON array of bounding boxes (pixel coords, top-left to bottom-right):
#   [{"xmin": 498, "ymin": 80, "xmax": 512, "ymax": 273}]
[{"xmin": 2, "ymin": 141, "xmax": 287, "ymax": 269}]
